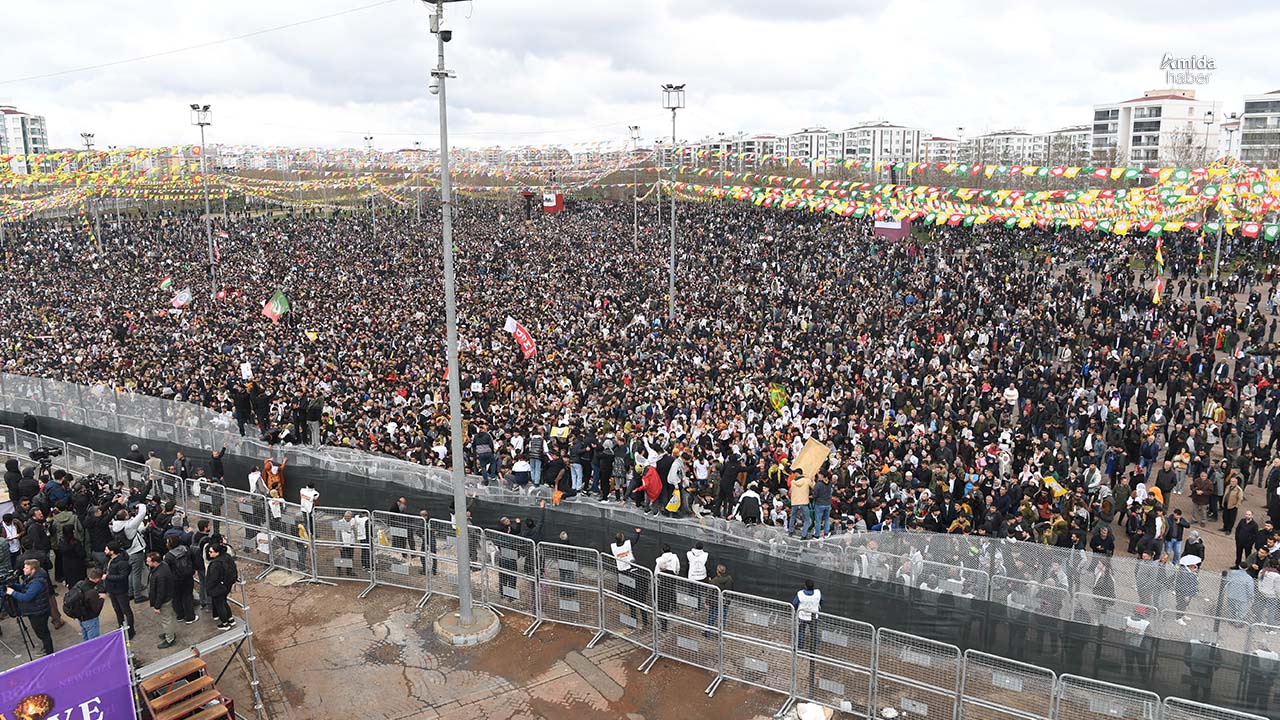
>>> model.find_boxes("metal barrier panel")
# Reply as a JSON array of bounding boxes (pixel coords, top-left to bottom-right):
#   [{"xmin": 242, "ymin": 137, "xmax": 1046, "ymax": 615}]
[
  {"xmin": 118, "ymin": 415, "xmax": 145, "ymax": 440},
  {"xmin": 311, "ymin": 506, "xmax": 374, "ymax": 583},
  {"xmin": 37, "ymin": 435, "xmax": 69, "ymax": 470},
  {"xmin": 429, "ymin": 518, "xmax": 485, "ymax": 602},
  {"xmin": 873, "ymin": 628, "xmax": 961, "ymax": 720},
  {"xmin": 482, "ymin": 529, "xmax": 537, "ymax": 618},
  {"xmin": 1161, "ymin": 697, "xmax": 1268, "ymax": 720},
  {"xmin": 721, "ymin": 590, "xmax": 794, "ymax": 699},
  {"xmin": 1159, "ymin": 609, "xmax": 1250, "ymax": 656},
  {"xmin": 0, "ymin": 425, "xmax": 14, "ymax": 456},
  {"xmin": 960, "ymin": 649, "xmax": 1055, "ymax": 720},
  {"xmin": 1053, "ymin": 674, "xmax": 1159, "ymax": 720},
  {"xmin": 119, "ymin": 459, "xmax": 148, "ymax": 492},
  {"xmin": 992, "ymin": 575, "xmax": 1071, "ymax": 622},
  {"xmin": 14, "ymin": 428, "xmax": 38, "ymax": 456},
  {"xmin": 653, "ymin": 572, "xmax": 723, "ymax": 675},
  {"xmin": 368, "ymin": 510, "xmax": 428, "ymax": 591},
  {"xmin": 264, "ymin": 498, "xmax": 314, "ymax": 576},
  {"xmin": 223, "ymin": 520, "xmax": 271, "ymax": 573},
  {"xmin": 66, "ymin": 442, "xmax": 94, "ymax": 475},
  {"xmin": 535, "ymin": 541, "xmax": 603, "ymax": 633},
  {"xmin": 85, "ymin": 408, "xmax": 119, "ymax": 433},
  {"xmin": 8, "ymin": 397, "xmax": 39, "ymax": 416},
  {"xmin": 224, "ymin": 487, "xmax": 268, "ymax": 529},
  {"xmin": 91, "ymin": 451, "xmax": 119, "ymax": 482},
  {"xmin": 599, "ymin": 555, "xmax": 656, "ymax": 650},
  {"xmin": 794, "ymin": 612, "xmax": 875, "ymax": 716},
  {"xmin": 153, "ymin": 469, "xmax": 182, "ymax": 508}
]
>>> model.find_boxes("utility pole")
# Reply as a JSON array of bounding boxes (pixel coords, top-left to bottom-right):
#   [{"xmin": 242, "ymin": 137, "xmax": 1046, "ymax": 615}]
[
  {"xmin": 189, "ymin": 105, "xmax": 217, "ymax": 297},
  {"xmin": 81, "ymin": 132, "xmax": 102, "ymax": 253},
  {"xmin": 430, "ymin": 0, "xmax": 476, "ymax": 626},
  {"xmin": 661, "ymin": 84, "xmax": 685, "ymax": 322},
  {"xmin": 629, "ymin": 126, "xmax": 640, "ymax": 251},
  {"xmin": 365, "ymin": 135, "xmax": 376, "ymax": 236}
]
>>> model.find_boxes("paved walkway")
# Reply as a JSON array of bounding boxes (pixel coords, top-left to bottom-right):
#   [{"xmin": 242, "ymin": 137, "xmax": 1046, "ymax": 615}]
[{"xmin": 244, "ymin": 577, "xmax": 780, "ymax": 720}]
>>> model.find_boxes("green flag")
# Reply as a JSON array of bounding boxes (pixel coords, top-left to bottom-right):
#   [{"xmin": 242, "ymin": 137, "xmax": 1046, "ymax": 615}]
[
  {"xmin": 768, "ymin": 383, "xmax": 788, "ymax": 413},
  {"xmin": 261, "ymin": 288, "xmax": 291, "ymax": 324}
]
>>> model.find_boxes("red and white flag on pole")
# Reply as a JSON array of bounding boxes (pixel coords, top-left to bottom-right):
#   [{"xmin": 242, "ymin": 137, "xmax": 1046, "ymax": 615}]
[
  {"xmin": 541, "ymin": 192, "xmax": 563, "ymax": 214},
  {"xmin": 504, "ymin": 316, "xmax": 537, "ymax": 359}
]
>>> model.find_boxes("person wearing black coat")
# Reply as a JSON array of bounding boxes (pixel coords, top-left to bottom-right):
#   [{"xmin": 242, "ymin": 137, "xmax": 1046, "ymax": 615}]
[
  {"xmin": 3, "ymin": 458, "xmax": 20, "ymax": 502},
  {"xmin": 103, "ymin": 543, "xmax": 135, "ymax": 638},
  {"xmin": 21, "ymin": 412, "xmax": 38, "ymax": 434},
  {"xmin": 204, "ymin": 544, "xmax": 237, "ymax": 629},
  {"xmin": 1235, "ymin": 511, "xmax": 1260, "ymax": 567},
  {"xmin": 231, "ymin": 386, "xmax": 253, "ymax": 437},
  {"xmin": 147, "ymin": 552, "xmax": 177, "ymax": 648},
  {"xmin": 55, "ymin": 525, "xmax": 88, "ymax": 588},
  {"xmin": 16, "ymin": 468, "xmax": 39, "ymax": 505}
]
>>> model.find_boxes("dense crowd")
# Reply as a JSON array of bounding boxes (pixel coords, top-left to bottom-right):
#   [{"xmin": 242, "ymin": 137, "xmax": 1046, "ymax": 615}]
[{"xmin": 5, "ymin": 198, "xmax": 1280, "ymax": 605}]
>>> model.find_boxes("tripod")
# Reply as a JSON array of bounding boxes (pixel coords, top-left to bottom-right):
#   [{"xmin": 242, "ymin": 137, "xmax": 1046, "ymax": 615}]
[{"xmin": 0, "ymin": 595, "xmax": 36, "ymax": 661}]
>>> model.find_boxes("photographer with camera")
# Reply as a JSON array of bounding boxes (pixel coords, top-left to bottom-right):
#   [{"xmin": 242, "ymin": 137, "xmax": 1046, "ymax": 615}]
[
  {"xmin": 110, "ymin": 502, "xmax": 148, "ymax": 603},
  {"xmin": 6, "ymin": 558, "xmax": 56, "ymax": 656}
]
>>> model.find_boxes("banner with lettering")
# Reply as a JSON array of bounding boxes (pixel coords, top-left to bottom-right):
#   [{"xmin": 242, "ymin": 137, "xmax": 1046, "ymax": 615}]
[
  {"xmin": 504, "ymin": 316, "xmax": 537, "ymax": 359},
  {"xmin": 0, "ymin": 630, "xmax": 136, "ymax": 719}
]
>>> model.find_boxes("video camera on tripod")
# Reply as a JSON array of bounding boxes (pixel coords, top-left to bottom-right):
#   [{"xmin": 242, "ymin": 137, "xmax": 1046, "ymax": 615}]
[{"xmin": 28, "ymin": 445, "xmax": 62, "ymax": 467}]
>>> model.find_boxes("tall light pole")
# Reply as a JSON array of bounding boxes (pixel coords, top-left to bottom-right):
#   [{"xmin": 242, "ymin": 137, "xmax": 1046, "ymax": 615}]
[
  {"xmin": 1224, "ymin": 111, "xmax": 1239, "ymax": 159},
  {"xmin": 81, "ymin": 133, "xmax": 102, "ymax": 252},
  {"xmin": 661, "ymin": 83, "xmax": 685, "ymax": 322},
  {"xmin": 429, "ymin": 0, "xmax": 476, "ymax": 627},
  {"xmin": 1202, "ymin": 110, "xmax": 1215, "ymax": 165},
  {"xmin": 654, "ymin": 139, "xmax": 663, "ymax": 237},
  {"xmin": 414, "ymin": 140, "xmax": 423, "ymax": 221},
  {"xmin": 189, "ymin": 104, "xmax": 217, "ymax": 297},
  {"xmin": 364, "ymin": 135, "xmax": 376, "ymax": 232},
  {"xmin": 629, "ymin": 125, "xmax": 640, "ymax": 251}
]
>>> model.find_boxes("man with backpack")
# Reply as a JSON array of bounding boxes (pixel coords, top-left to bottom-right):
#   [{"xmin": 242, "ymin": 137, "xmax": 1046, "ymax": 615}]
[
  {"xmin": 146, "ymin": 551, "xmax": 177, "ymax": 649},
  {"xmin": 164, "ymin": 536, "xmax": 198, "ymax": 625},
  {"xmin": 204, "ymin": 543, "xmax": 239, "ymax": 630},
  {"xmin": 62, "ymin": 566, "xmax": 106, "ymax": 641}
]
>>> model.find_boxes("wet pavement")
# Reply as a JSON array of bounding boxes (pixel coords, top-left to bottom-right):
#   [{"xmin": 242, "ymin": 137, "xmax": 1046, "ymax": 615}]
[{"xmin": 243, "ymin": 576, "xmax": 781, "ymax": 720}]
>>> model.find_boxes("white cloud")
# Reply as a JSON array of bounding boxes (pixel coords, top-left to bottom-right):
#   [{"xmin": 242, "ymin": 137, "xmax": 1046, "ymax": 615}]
[{"xmin": 0, "ymin": 0, "xmax": 1273, "ymax": 150}]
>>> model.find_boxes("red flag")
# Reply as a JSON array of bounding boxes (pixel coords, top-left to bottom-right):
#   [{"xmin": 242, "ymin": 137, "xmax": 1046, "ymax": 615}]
[
  {"xmin": 541, "ymin": 192, "xmax": 564, "ymax": 214},
  {"xmin": 1242, "ymin": 222, "xmax": 1262, "ymax": 239},
  {"xmin": 504, "ymin": 316, "xmax": 537, "ymax": 359}
]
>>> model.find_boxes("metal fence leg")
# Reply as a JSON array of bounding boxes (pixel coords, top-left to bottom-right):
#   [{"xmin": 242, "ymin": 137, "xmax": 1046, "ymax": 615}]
[
  {"xmin": 586, "ymin": 571, "xmax": 606, "ymax": 648},
  {"xmin": 523, "ymin": 561, "xmax": 542, "ymax": 637},
  {"xmin": 637, "ymin": 581, "xmax": 658, "ymax": 673},
  {"xmin": 254, "ymin": 536, "xmax": 275, "ymax": 581},
  {"xmin": 303, "ymin": 533, "xmax": 336, "ymax": 587},
  {"xmin": 705, "ymin": 601, "xmax": 724, "ymax": 696},
  {"xmin": 357, "ymin": 535, "xmax": 378, "ymax": 599}
]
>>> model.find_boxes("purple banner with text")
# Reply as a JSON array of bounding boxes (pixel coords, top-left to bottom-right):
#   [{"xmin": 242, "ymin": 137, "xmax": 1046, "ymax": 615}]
[{"xmin": 0, "ymin": 629, "xmax": 135, "ymax": 720}]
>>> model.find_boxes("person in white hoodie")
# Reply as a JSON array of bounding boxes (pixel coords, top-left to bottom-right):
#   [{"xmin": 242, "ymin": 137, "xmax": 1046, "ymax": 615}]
[
  {"xmin": 686, "ymin": 541, "xmax": 709, "ymax": 582},
  {"xmin": 109, "ymin": 502, "xmax": 148, "ymax": 602},
  {"xmin": 654, "ymin": 543, "xmax": 680, "ymax": 631}
]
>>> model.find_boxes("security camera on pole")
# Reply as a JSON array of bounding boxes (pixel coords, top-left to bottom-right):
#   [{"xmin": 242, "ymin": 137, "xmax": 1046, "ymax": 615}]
[{"xmin": 424, "ymin": 0, "xmax": 498, "ymax": 644}]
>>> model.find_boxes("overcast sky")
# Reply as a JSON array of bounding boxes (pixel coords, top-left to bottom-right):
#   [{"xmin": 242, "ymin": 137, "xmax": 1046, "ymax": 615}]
[{"xmin": 1, "ymin": 0, "xmax": 1275, "ymax": 152}]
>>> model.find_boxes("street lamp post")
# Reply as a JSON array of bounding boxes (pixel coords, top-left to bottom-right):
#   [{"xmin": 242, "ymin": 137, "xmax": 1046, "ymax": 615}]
[
  {"xmin": 1203, "ymin": 110, "xmax": 1215, "ymax": 165},
  {"xmin": 629, "ymin": 126, "xmax": 640, "ymax": 251},
  {"xmin": 661, "ymin": 83, "xmax": 685, "ymax": 322},
  {"xmin": 365, "ymin": 135, "xmax": 376, "ymax": 233},
  {"xmin": 1224, "ymin": 111, "xmax": 1240, "ymax": 159},
  {"xmin": 429, "ymin": 0, "xmax": 476, "ymax": 627},
  {"xmin": 654, "ymin": 139, "xmax": 662, "ymax": 234},
  {"xmin": 414, "ymin": 140, "xmax": 423, "ymax": 221},
  {"xmin": 189, "ymin": 104, "xmax": 217, "ymax": 297},
  {"xmin": 81, "ymin": 133, "xmax": 102, "ymax": 253}
]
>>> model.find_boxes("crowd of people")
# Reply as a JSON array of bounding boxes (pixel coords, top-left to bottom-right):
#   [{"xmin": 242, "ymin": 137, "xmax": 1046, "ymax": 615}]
[
  {"xmin": 5, "ymin": 197, "xmax": 1280, "ymax": 614},
  {"xmin": 1, "ymin": 456, "xmax": 240, "ymax": 656}
]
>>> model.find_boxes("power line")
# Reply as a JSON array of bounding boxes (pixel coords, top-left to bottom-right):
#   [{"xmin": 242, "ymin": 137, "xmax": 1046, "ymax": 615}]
[{"xmin": 0, "ymin": 0, "xmax": 399, "ymax": 86}]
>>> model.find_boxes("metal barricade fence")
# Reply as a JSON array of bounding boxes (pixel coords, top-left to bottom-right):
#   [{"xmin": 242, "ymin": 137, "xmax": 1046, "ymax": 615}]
[
  {"xmin": 1161, "ymin": 697, "xmax": 1269, "ymax": 720},
  {"xmin": 1161, "ymin": 609, "xmax": 1250, "ymax": 657},
  {"xmin": 223, "ymin": 519, "xmax": 272, "ymax": 574},
  {"xmin": 530, "ymin": 541, "xmax": 604, "ymax": 644},
  {"xmin": 720, "ymin": 590, "xmax": 794, "ymax": 706},
  {"xmin": 224, "ymin": 487, "xmax": 268, "ymax": 529},
  {"xmin": 481, "ymin": 529, "xmax": 537, "ymax": 620},
  {"xmin": 1054, "ymin": 673, "xmax": 1159, "ymax": 720},
  {"xmin": 66, "ymin": 442, "xmax": 94, "ymax": 475},
  {"xmin": 873, "ymin": 628, "xmax": 962, "ymax": 720},
  {"xmin": 91, "ymin": 451, "xmax": 119, "ymax": 482},
  {"xmin": 596, "ymin": 555, "xmax": 656, "ymax": 655},
  {"xmin": 363, "ymin": 511, "xmax": 429, "ymax": 604},
  {"xmin": 14, "ymin": 428, "xmax": 38, "ymax": 457},
  {"xmin": 263, "ymin": 498, "xmax": 315, "ymax": 579},
  {"xmin": 794, "ymin": 612, "xmax": 875, "ymax": 717},
  {"xmin": 37, "ymin": 435, "xmax": 68, "ymax": 470},
  {"xmin": 1243, "ymin": 623, "xmax": 1280, "ymax": 710},
  {"xmin": 428, "ymin": 518, "xmax": 486, "ymax": 605},
  {"xmin": 960, "ymin": 649, "xmax": 1056, "ymax": 720},
  {"xmin": 85, "ymin": 408, "xmax": 119, "ymax": 433},
  {"xmin": 153, "ymin": 469, "xmax": 183, "ymax": 508},
  {"xmin": 119, "ymin": 459, "xmax": 147, "ymax": 492},
  {"xmin": 647, "ymin": 572, "xmax": 723, "ymax": 692},
  {"xmin": 312, "ymin": 506, "xmax": 374, "ymax": 585},
  {"xmin": 0, "ymin": 425, "xmax": 14, "ymax": 456},
  {"xmin": 992, "ymin": 575, "xmax": 1072, "ymax": 622}
]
